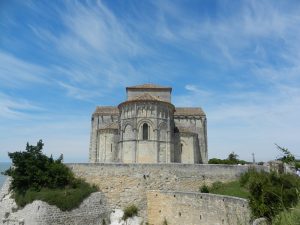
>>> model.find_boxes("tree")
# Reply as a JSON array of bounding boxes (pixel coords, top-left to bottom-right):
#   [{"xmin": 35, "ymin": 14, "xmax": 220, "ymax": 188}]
[
  {"xmin": 3, "ymin": 140, "xmax": 75, "ymax": 193},
  {"xmin": 227, "ymin": 152, "xmax": 239, "ymax": 164},
  {"xmin": 275, "ymin": 144, "xmax": 295, "ymax": 165},
  {"xmin": 208, "ymin": 152, "xmax": 247, "ymax": 165}
]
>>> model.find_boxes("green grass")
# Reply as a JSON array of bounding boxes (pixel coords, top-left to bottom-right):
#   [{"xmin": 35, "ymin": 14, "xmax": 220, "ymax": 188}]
[
  {"xmin": 273, "ymin": 202, "xmax": 300, "ymax": 225},
  {"xmin": 14, "ymin": 179, "xmax": 98, "ymax": 211},
  {"xmin": 206, "ymin": 181, "xmax": 249, "ymax": 199}
]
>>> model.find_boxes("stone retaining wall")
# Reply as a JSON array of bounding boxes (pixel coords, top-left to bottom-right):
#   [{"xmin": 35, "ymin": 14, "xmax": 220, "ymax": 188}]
[
  {"xmin": 68, "ymin": 163, "xmax": 266, "ymax": 218},
  {"xmin": 147, "ymin": 190, "xmax": 251, "ymax": 225}
]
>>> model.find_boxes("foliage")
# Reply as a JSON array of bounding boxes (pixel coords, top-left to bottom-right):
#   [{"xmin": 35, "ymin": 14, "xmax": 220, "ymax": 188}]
[
  {"xmin": 208, "ymin": 158, "xmax": 226, "ymax": 164},
  {"xmin": 3, "ymin": 140, "xmax": 75, "ymax": 192},
  {"xmin": 208, "ymin": 152, "xmax": 248, "ymax": 165},
  {"xmin": 199, "ymin": 184, "xmax": 209, "ymax": 193},
  {"xmin": 272, "ymin": 201, "xmax": 300, "ymax": 225},
  {"xmin": 227, "ymin": 152, "xmax": 239, "ymax": 164},
  {"xmin": 295, "ymin": 161, "xmax": 300, "ymax": 170},
  {"xmin": 240, "ymin": 169, "xmax": 300, "ymax": 221},
  {"xmin": 122, "ymin": 205, "xmax": 138, "ymax": 220},
  {"xmin": 275, "ymin": 144, "xmax": 296, "ymax": 165},
  {"xmin": 13, "ymin": 179, "xmax": 98, "ymax": 211},
  {"xmin": 2, "ymin": 140, "xmax": 98, "ymax": 210}
]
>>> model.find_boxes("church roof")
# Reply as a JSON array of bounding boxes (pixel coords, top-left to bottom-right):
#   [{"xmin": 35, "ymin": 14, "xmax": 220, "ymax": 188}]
[
  {"xmin": 118, "ymin": 93, "xmax": 175, "ymax": 109},
  {"xmin": 133, "ymin": 93, "xmax": 161, "ymax": 101},
  {"xmin": 174, "ymin": 107, "xmax": 206, "ymax": 116},
  {"xmin": 93, "ymin": 106, "xmax": 119, "ymax": 116},
  {"xmin": 126, "ymin": 83, "xmax": 172, "ymax": 90}
]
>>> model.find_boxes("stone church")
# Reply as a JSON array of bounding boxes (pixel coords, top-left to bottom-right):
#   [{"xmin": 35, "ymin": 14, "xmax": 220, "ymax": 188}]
[{"xmin": 89, "ymin": 84, "xmax": 208, "ymax": 164}]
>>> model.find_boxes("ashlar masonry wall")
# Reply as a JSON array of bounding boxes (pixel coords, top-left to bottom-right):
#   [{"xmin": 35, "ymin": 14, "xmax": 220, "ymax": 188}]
[
  {"xmin": 147, "ymin": 191, "xmax": 250, "ymax": 225},
  {"xmin": 69, "ymin": 163, "xmax": 266, "ymax": 218}
]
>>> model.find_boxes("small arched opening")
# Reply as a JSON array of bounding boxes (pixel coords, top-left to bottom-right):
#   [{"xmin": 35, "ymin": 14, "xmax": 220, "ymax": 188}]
[{"xmin": 142, "ymin": 123, "xmax": 149, "ymax": 140}]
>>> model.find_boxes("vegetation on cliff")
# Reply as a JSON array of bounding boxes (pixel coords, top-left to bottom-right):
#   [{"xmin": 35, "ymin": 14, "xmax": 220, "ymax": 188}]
[
  {"xmin": 122, "ymin": 204, "xmax": 138, "ymax": 220},
  {"xmin": 240, "ymin": 168, "xmax": 300, "ymax": 221},
  {"xmin": 2, "ymin": 140, "xmax": 98, "ymax": 211}
]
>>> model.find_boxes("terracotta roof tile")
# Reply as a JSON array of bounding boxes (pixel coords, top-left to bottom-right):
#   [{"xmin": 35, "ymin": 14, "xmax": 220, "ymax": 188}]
[
  {"xmin": 126, "ymin": 83, "xmax": 172, "ymax": 90},
  {"xmin": 174, "ymin": 107, "xmax": 206, "ymax": 116},
  {"xmin": 93, "ymin": 106, "xmax": 118, "ymax": 115}
]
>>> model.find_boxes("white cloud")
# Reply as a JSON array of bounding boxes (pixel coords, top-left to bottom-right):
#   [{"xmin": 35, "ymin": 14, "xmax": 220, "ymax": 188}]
[
  {"xmin": 0, "ymin": 92, "xmax": 43, "ymax": 119},
  {"xmin": 0, "ymin": 51, "xmax": 49, "ymax": 88},
  {"xmin": 58, "ymin": 81, "xmax": 100, "ymax": 101},
  {"xmin": 1, "ymin": 0, "xmax": 300, "ymax": 163}
]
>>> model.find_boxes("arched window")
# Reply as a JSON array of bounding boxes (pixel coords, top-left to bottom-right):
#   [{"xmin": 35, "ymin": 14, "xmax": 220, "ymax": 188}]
[{"xmin": 142, "ymin": 123, "xmax": 149, "ymax": 140}]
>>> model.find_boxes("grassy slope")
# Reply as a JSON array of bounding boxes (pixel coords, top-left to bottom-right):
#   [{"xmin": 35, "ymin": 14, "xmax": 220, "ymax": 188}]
[{"xmin": 208, "ymin": 181, "xmax": 249, "ymax": 199}]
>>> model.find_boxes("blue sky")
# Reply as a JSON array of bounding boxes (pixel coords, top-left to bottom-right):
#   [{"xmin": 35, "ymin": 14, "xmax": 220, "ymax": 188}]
[{"xmin": 1, "ymin": 0, "xmax": 300, "ymax": 162}]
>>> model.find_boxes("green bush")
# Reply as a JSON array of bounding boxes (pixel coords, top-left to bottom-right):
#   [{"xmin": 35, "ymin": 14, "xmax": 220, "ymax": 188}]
[
  {"xmin": 2, "ymin": 140, "xmax": 98, "ymax": 210},
  {"xmin": 122, "ymin": 205, "xmax": 138, "ymax": 220},
  {"xmin": 240, "ymin": 169, "xmax": 300, "ymax": 221},
  {"xmin": 199, "ymin": 184, "xmax": 209, "ymax": 193},
  {"xmin": 3, "ymin": 140, "xmax": 75, "ymax": 192}
]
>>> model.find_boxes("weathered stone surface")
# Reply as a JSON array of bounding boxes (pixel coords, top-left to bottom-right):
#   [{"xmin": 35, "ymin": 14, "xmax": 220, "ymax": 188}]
[
  {"xmin": 0, "ymin": 178, "xmax": 110, "ymax": 225},
  {"xmin": 147, "ymin": 191, "xmax": 250, "ymax": 225}
]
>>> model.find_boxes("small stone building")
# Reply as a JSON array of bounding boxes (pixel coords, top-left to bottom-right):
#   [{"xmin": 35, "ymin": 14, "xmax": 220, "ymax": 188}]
[{"xmin": 89, "ymin": 84, "xmax": 208, "ymax": 164}]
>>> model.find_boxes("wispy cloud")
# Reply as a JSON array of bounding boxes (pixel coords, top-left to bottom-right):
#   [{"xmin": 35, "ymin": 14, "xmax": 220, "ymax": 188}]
[
  {"xmin": 0, "ymin": 51, "xmax": 49, "ymax": 88},
  {"xmin": 57, "ymin": 81, "xmax": 100, "ymax": 101},
  {"xmin": 0, "ymin": 92, "xmax": 43, "ymax": 119},
  {"xmin": 1, "ymin": 0, "xmax": 300, "ymax": 162}
]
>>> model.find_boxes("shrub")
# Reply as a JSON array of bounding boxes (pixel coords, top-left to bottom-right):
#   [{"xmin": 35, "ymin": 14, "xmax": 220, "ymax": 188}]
[
  {"xmin": 3, "ymin": 140, "xmax": 75, "ymax": 192},
  {"xmin": 200, "ymin": 184, "xmax": 209, "ymax": 193},
  {"xmin": 122, "ymin": 205, "xmax": 138, "ymax": 220},
  {"xmin": 240, "ymin": 169, "xmax": 300, "ymax": 221}
]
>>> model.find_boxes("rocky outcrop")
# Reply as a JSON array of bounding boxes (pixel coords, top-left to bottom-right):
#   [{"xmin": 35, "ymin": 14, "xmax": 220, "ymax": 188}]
[{"xmin": 0, "ymin": 179, "xmax": 110, "ymax": 225}]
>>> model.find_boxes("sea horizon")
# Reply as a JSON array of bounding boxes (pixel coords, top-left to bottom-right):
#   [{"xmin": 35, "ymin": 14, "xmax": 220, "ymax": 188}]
[{"xmin": 0, "ymin": 162, "xmax": 11, "ymax": 188}]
